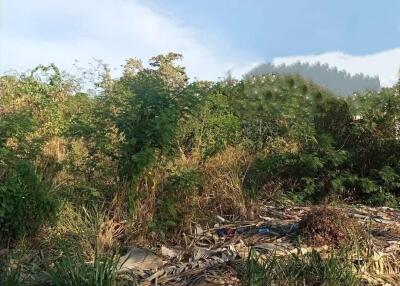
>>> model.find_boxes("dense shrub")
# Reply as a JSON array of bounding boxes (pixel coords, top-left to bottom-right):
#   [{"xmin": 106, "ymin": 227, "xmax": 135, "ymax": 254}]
[
  {"xmin": 0, "ymin": 160, "xmax": 57, "ymax": 241},
  {"xmin": 153, "ymin": 168, "xmax": 202, "ymax": 234},
  {"xmin": 177, "ymin": 88, "xmax": 242, "ymax": 159},
  {"xmin": 244, "ymin": 90, "xmax": 400, "ymax": 205}
]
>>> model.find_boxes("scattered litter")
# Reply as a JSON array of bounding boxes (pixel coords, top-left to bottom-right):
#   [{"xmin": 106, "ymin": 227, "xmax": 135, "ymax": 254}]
[
  {"xmin": 195, "ymin": 225, "xmax": 204, "ymax": 236},
  {"xmin": 116, "ymin": 205, "xmax": 400, "ymax": 285},
  {"xmin": 257, "ymin": 226, "xmax": 270, "ymax": 234},
  {"xmin": 193, "ymin": 247, "xmax": 212, "ymax": 260},
  {"xmin": 216, "ymin": 215, "xmax": 228, "ymax": 223}
]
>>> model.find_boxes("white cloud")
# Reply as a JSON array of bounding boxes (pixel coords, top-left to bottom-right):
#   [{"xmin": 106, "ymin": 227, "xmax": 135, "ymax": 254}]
[
  {"xmin": 0, "ymin": 0, "xmax": 255, "ymax": 80},
  {"xmin": 2, "ymin": 0, "xmax": 397, "ymax": 85},
  {"xmin": 272, "ymin": 49, "xmax": 400, "ymax": 87}
]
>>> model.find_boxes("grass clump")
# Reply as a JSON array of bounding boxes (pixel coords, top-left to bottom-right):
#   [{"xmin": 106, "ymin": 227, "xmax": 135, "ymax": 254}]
[
  {"xmin": 0, "ymin": 265, "xmax": 23, "ymax": 286},
  {"xmin": 46, "ymin": 251, "xmax": 118, "ymax": 286},
  {"xmin": 244, "ymin": 248, "xmax": 359, "ymax": 286},
  {"xmin": 33, "ymin": 201, "xmax": 109, "ymax": 264},
  {"xmin": 0, "ymin": 241, "xmax": 32, "ymax": 286}
]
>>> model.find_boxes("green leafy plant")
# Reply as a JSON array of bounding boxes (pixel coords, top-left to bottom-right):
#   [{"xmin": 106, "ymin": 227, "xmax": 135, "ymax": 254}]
[
  {"xmin": 0, "ymin": 160, "xmax": 57, "ymax": 241},
  {"xmin": 153, "ymin": 168, "xmax": 202, "ymax": 233}
]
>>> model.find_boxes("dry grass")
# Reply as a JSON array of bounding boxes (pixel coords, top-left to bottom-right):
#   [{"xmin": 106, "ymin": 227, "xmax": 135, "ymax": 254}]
[
  {"xmin": 132, "ymin": 168, "xmax": 165, "ymax": 238},
  {"xmin": 109, "ymin": 165, "xmax": 170, "ymax": 244},
  {"xmin": 299, "ymin": 207, "xmax": 365, "ymax": 248},
  {"xmin": 113, "ymin": 147, "xmax": 255, "ymax": 243},
  {"xmin": 105, "ymin": 147, "xmax": 255, "ymax": 244},
  {"xmin": 96, "ymin": 219, "xmax": 125, "ymax": 253},
  {"xmin": 201, "ymin": 146, "xmax": 253, "ymax": 217}
]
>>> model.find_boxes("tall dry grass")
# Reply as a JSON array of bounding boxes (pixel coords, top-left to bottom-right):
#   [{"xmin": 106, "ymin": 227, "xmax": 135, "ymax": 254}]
[{"xmin": 201, "ymin": 146, "xmax": 253, "ymax": 217}]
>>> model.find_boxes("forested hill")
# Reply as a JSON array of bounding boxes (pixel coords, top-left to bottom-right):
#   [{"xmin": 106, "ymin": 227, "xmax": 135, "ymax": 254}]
[{"xmin": 246, "ymin": 62, "xmax": 381, "ymax": 96}]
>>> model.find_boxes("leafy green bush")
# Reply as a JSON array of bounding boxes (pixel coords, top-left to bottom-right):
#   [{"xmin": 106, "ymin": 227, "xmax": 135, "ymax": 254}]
[
  {"xmin": 0, "ymin": 160, "xmax": 57, "ymax": 241},
  {"xmin": 178, "ymin": 89, "xmax": 241, "ymax": 159},
  {"xmin": 245, "ymin": 91, "xmax": 400, "ymax": 206},
  {"xmin": 153, "ymin": 168, "xmax": 202, "ymax": 233}
]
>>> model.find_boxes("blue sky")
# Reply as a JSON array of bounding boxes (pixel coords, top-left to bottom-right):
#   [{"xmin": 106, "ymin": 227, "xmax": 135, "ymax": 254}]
[
  {"xmin": 1, "ymin": 0, "xmax": 400, "ymax": 85},
  {"xmin": 147, "ymin": 0, "xmax": 400, "ymax": 56}
]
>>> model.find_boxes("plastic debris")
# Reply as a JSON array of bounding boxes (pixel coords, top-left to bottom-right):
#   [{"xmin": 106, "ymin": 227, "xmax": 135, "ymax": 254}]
[
  {"xmin": 257, "ymin": 226, "xmax": 270, "ymax": 234},
  {"xmin": 161, "ymin": 245, "xmax": 183, "ymax": 259}
]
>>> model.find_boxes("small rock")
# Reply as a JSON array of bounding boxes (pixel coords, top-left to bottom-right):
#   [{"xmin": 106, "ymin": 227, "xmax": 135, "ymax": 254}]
[{"xmin": 117, "ymin": 247, "xmax": 164, "ymax": 272}]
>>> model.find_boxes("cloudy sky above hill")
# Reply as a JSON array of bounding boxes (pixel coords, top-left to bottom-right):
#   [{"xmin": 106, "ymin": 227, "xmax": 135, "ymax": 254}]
[{"xmin": 1, "ymin": 0, "xmax": 399, "ymax": 86}]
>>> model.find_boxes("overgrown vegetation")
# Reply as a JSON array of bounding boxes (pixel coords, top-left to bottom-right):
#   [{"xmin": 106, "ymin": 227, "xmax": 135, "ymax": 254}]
[
  {"xmin": 0, "ymin": 53, "xmax": 399, "ymax": 284},
  {"xmin": 0, "ymin": 160, "xmax": 57, "ymax": 240}
]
